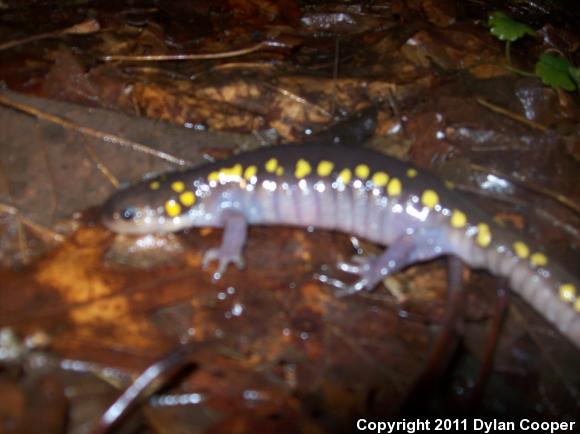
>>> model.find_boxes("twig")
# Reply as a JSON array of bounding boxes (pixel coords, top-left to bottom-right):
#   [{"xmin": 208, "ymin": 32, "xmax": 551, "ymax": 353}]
[
  {"xmin": 0, "ymin": 161, "xmax": 29, "ymax": 262},
  {"xmin": 475, "ymin": 97, "xmax": 548, "ymax": 132},
  {"xmin": 102, "ymin": 40, "xmax": 284, "ymax": 62},
  {"xmin": 261, "ymin": 82, "xmax": 332, "ymax": 119},
  {"xmin": 0, "ymin": 93, "xmax": 192, "ymax": 166},
  {"xmin": 468, "ymin": 163, "xmax": 580, "ymax": 217},
  {"xmin": 89, "ymin": 342, "xmax": 198, "ymax": 434},
  {"xmin": 0, "ymin": 202, "xmax": 65, "ymax": 243},
  {"xmin": 465, "ymin": 59, "xmax": 537, "ymax": 77},
  {"xmin": 0, "ymin": 19, "xmax": 100, "ymax": 51},
  {"xmin": 189, "ymin": 62, "xmax": 280, "ymax": 81},
  {"xmin": 81, "ymin": 139, "xmax": 120, "ymax": 188}
]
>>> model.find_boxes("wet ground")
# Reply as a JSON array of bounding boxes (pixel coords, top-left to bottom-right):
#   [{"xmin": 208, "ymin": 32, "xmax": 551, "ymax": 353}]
[{"xmin": 0, "ymin": 1, "xmax": 579, "ymax": 433}]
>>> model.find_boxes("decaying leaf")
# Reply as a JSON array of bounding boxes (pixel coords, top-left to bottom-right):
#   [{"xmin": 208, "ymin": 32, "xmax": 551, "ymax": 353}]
[{"xmin": 0, "ymin": 1, "xmax": 579, "ymax": 432}]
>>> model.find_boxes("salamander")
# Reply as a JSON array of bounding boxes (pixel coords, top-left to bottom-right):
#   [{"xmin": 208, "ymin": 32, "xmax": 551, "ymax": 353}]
[{"xmin": 102, "ymin": 145, "xmax": 580, "ymax": 348}]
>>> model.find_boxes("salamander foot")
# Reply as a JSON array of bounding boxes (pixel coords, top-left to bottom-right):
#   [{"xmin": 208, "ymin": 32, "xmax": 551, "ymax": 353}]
[
  {"xmin": 313, "ymin": 272, "xmax": 366, "ymax": 296},
  {"xmin": 313, "ymin": 255, "xmax": 382, "ymax": 296},
  {"xmin": 321, "ymin": 228, "xmax": 451, "ymax": 296},
  {"xmin": 202, "ymin": 248, "xmax": 245, "ymax": 279},
  {"xmin": 202, "ymin": 209, "xmax": 248, "ymax": 279},
  {"xmin": 337, "ymin": 255, "xmax": 386, "ymax": 294}
]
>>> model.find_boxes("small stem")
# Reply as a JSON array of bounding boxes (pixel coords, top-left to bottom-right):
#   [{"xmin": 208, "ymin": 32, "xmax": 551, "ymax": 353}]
[
  {"xmin": 502, "ymin": 64, "xmax": 537, "ymax": 77},
  {"xmin": 505, "ymin": 40, "xmax": 511, "ymax": 66},
  {"xmin": 476, "ymin": 98, "xmax": 548, "ymax": 132}
]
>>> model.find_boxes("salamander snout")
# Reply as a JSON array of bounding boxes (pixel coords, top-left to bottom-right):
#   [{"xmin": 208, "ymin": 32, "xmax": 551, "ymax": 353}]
[{"xmin": 101, "ymin": 188, "xmax": 163, "ymax": 234}]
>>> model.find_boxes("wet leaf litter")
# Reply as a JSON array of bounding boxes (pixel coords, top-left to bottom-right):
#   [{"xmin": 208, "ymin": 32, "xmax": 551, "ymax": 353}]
[{"xmin": 1, "ymin": 1, "xmax": 580, "ymax": 433}]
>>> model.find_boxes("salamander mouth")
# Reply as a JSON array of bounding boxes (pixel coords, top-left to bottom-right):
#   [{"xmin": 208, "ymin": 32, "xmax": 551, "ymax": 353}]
[
  {"xmin": 101, "ymin": 208, "xmax": 131, "ymax": 233},
  {"xmin": 101, "ymin": 197, "xmax": 119, "ymax": 230},
  {"xmin": 100, "ymin": 197, "xmax": 144, "ymax": 234},
  {"xmin": 101, "ymin": 211, "xmax": 152, "ymax": 235},
  {"xmin": 101, "ymin": 199, "xmax": 180, "ymax": 235}
]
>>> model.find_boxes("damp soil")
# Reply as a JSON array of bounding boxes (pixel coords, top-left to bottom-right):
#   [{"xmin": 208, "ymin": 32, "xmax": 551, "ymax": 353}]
[{"xmin": 0, "ymin": 1, "xmax": 579, "ymax": 433}]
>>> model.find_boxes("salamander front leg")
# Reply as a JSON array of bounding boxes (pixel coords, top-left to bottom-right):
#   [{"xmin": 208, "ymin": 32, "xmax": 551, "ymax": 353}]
[
  {"xmin": 331, "ymin": 228, "xmax": 449, "ymax": 296},
  {"xmin": 202, "ymin": 209, "xmax": 247, "ymax": 279}
]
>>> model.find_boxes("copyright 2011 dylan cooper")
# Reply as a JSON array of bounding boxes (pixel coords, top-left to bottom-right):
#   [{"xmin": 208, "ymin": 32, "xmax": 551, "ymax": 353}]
[{"xmin": 356, "ymin": 418, "xmax": 577, "ymax": 434}]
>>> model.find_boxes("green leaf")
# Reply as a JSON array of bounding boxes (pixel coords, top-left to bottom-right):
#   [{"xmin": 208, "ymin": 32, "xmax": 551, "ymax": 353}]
[
  {"xmin": 488, "ymin": 11, "xmax": 536, "ymax": 42},
  {"xmin": 534, "ymin": 53, "xmax": 577, "ymax": 91},
  {"xmin": 569, "ymin": 65, "xmax": 580, "ymax": 90}
]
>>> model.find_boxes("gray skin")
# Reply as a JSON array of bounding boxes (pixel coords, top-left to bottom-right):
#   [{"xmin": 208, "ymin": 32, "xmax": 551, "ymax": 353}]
[{"xmin": 102, "ymin": 145, "xmax": 580, "ymax": 349}]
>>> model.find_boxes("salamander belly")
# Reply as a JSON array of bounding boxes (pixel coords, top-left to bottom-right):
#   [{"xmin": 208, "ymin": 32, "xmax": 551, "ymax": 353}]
[{"xmin": 239, "ymin": 178, "xmax": 423, "ymax": 246}]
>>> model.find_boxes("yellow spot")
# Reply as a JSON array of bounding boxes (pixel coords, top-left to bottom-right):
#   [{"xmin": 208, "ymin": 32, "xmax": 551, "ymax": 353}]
[
  {"xmin": 421, "ymin": 190, "xmax": 439, "ymax": 209},
  {"xmin": 559, "ymin": 283, "xmax": 576, "ymax": 303},
  {"xmin": 530, "ymin": 252, "xmax": 548, "ymax": 267},
  {"xmin": 371, "ymin": 172, "xmax": 389, "ymax": 187},
  {"xmin": 450, "ymin": 209, "xmax": 467, "ymax": 228},
  {"xmin": 407, "ymin": 168, "xmax": 418, "ymax": 178},
  {"xmin": 513, "ymin": 241, "xmax": 529, "ymax": 259},
  {"xmin": 265, "ymin": 158, "xmax": 278, "ymax": 173},
  {"xmin": 355, "ymin": 164, "xmax": 370, "ymax": 179},
  {"xmin": 171, "ymin": 181, "xmax": 185, "ymax": 193},
  {"xmin": 149, "ymin": 181, "xmax": 160, "ymax": 190},
  {"xmin": 575, "ymin": 299, "xmax": 580, "ymax": 313},
  {"xmin": 476, "ymin": 223, "xmax": 492, "ymax": 247},
  {"xmin": 445, "ymin": 180, "xmax": 455, "ymax": 190},
  {"xmin": 210, "ymin": 164, "xmax": 244, "ymax": 183},
  {"xmin": 387, "ymin": 178, "xmax": 402, "ymax": 196},
  {"xmin": 317, "ymin": 160, "xmax": 334, "ymax": 177},
  {"xmin": 337, "ymin": 168, "xmax": 352, "ymax": 184},
  {"xmin": 244, "ymin": 165, "xmax": 257, "ymax": 180},
  {"xmin": 179, "ymin": 191, "xmax": 195, "ymax": 207},
  {"xmin": 295, "ymin": 159, "xmax": 311, "ymax": 179},
  {"xmin": 276, "ymin": 166, "xmax": 284, "ymax": 176},
  {"xmin": 220, "ymin": 164, "xmax": 243, "ymax": 178},
  {"xmin": 165, "ymin": 200, "xmax": 181, "ymax": 217}
]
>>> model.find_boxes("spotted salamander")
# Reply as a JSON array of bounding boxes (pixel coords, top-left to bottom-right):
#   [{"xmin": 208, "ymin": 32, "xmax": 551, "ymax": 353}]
[{"xmin": 102, "ymin": 145, "xmax": 580, "ymax": 348}]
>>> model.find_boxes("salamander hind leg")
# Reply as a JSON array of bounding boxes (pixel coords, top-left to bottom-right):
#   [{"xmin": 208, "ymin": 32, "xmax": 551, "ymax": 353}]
[
  {"xmin": 328, "ymin": 227, "xmax": 451, "ymax": 296},
  {"xmin": 202, "ymin": 209, "xmax": 248, "ymax": 279}
]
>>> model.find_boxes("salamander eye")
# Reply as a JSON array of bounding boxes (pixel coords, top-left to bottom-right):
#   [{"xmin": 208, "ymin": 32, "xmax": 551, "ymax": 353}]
[{"xmin": 121, "ymin": 207, "xmax": 137, "ymax": 220}]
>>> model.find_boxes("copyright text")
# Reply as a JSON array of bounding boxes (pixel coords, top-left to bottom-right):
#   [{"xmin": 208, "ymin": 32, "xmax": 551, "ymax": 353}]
[{"xmin": 356, "ymin": 418, "xmax": 576, "ymax": 434}]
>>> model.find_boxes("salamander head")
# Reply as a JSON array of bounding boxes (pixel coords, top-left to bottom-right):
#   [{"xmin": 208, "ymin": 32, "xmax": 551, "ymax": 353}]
[{"xmin": 102, "ymin": 176, "xmax": 204, "ymax": 234}]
